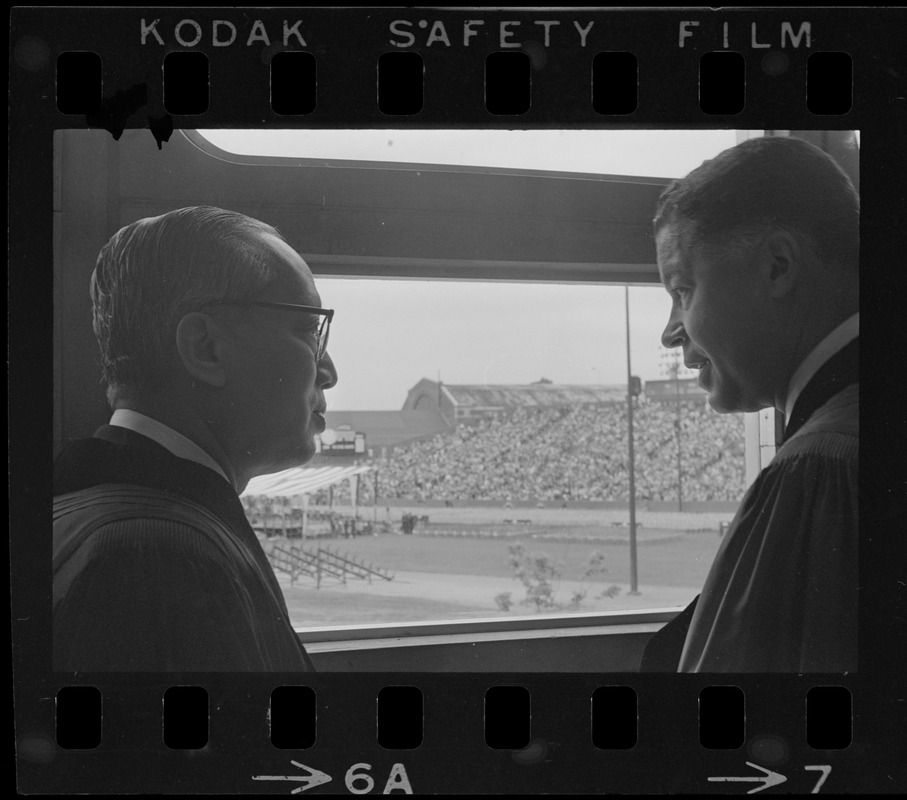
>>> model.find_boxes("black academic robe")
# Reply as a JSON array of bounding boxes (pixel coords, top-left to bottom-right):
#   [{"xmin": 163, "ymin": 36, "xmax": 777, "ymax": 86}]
[
  {"xmin": 53, "ymin": 425, "xmax": 316, "ymax": 672},
  {"xmin": 640, "ymin": 338, "xmax": 858, "ymax": 672}
]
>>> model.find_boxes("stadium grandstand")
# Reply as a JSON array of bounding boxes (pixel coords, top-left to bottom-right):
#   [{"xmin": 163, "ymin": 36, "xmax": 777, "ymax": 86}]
[{"xmin": 295, "ymin": 377, "xmax": 745, "ymax": 507}]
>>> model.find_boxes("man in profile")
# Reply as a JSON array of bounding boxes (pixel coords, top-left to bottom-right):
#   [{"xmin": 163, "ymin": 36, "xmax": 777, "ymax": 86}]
[
  {"xmin": 53, "ymin": 206, "xmax": 338, "ymax": 671},
  {"xmin": 641, "ymin": 136, "xmax": 859, "ymax": 672}
]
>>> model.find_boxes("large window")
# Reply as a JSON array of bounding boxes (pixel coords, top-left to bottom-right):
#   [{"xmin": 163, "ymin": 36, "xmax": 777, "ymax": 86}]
[
  {"xmin": 194, "ymin": 129, "xmax": 750, "ymax": 631},
  {"xmin": 239, "ymin": 278, "xmax": 744, "ymax": 629}
]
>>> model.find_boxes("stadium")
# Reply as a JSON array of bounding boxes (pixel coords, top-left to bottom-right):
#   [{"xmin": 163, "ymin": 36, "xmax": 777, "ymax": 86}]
[
  {"xmin": 252, "ymin": 376, "xmax": 744, "ymax": 509},
  {"xmin": 236, "ymin": 374, "xmax": 745, "ymax": 634}
]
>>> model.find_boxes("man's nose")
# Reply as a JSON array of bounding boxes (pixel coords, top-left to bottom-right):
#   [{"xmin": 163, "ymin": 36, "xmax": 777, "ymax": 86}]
[
  {"xmin": 661, "ymin": 310, "xmax": 686, "ymax": 349},
  {"xmin": 317, "ymin": 352, "xmax": 338, "ymax": 389}
]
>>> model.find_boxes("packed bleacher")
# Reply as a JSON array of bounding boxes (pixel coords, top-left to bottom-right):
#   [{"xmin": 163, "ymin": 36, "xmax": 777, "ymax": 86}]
[{"xmin": 315, "ymin": 400, "xmax": 745, "ymax": 504}]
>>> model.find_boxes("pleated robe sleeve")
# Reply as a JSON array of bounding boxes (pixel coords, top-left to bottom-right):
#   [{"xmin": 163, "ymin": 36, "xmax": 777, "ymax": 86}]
[
  {"xmin": 678, "ymin": 393, "xmax": 858, "ymax": 673},
  {"xmin": 54, "ymin": 517, "xmax": 314, "ymax": 672}
]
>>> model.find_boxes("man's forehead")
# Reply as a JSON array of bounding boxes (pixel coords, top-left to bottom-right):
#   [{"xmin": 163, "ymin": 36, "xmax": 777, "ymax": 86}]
[
  {"xmin": 253, "ymin": 232, "xmax": 318, "ymax": 295},
  {"xmin": 655, "ymin": 223, "xmax": 691, "ymax": 282}
]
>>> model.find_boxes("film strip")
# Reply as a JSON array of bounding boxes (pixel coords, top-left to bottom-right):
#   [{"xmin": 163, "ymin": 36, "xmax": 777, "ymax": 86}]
[{"xmin": 11, "ymin": 6, "xmax": 905, "ymax": 795}]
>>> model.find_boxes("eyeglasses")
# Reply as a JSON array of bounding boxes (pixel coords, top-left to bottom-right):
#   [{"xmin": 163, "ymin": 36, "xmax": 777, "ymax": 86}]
[{"xmin": 204, "ymin": 301, "xmax": 334, "ymax": 361}]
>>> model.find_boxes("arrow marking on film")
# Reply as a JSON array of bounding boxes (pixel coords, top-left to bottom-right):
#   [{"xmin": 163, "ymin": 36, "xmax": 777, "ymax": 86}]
[
  {"xmin": 253, "ymin": 761, "xmax": 332, "ymax": 794},
  {"xmin": 708, "ymin": 762, "xmax": 787, "ymax": 794}
]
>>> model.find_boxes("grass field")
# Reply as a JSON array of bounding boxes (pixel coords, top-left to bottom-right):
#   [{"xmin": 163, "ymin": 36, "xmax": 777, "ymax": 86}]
[
  {"xmin": 301, "ymin": 529, "xmax": 722, "ymax": 587},
  {"xmin": 268, "ymin": 510, "xmax": 728, "ymax": 627}
]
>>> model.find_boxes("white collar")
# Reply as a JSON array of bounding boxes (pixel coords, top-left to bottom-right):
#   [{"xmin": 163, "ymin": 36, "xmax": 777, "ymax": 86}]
[
  {"xmin": 784, "ymin": 313, "xmax": 859, "ymax": 424},
  {"xmin": 109, "ymin": 409, "xmax": 234, "ymax": 489}
]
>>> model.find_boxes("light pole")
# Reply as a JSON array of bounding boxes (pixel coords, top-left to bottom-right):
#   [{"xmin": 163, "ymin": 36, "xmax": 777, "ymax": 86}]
[
  {"xmin": 625, "ymin": 287, "xmax": 640, "ymax": 595},
  {"xmin": 660, "ymin": 348, "xmax": 692, "ymax": 512},
  {"xmin": 373, "ymin": 469, "xmax": 379, "ymax": 526}
]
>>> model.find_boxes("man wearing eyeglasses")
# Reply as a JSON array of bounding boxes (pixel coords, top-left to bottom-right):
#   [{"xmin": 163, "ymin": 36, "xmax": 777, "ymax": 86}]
[{"xmin": 52, "ymin": 206, "xmax": 338, "ymax": 671}]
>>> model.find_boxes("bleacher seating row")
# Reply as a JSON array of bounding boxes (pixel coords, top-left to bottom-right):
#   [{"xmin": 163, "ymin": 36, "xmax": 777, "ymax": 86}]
[{"xmin": 312, "ymin": 402, "xmax": 745, "ymax": 504}]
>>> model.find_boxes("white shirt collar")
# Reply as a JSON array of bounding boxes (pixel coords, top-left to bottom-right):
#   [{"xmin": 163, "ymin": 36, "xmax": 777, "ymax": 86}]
[
  {"xmin": 784, "ymin": 313, "xmax": 859, "ymax": 424},
  {"xmin": 108, "ymin": 409, "xmax": 233, "ymax": 489}
]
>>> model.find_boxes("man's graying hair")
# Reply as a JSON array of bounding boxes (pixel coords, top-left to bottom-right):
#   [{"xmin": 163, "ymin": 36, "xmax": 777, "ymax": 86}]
[
  {"xmin": 653, "ymin": 136, "xmax": 860, "ymax": 271},
  {"xmin": 91, "ymin": 206, "xmax": 285, "ymax": 403}
]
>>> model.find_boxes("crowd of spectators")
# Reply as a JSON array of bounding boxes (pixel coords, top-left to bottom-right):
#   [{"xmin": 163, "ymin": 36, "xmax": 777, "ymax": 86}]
[{"xmin": 316, "ymin": 400, "xmax": 745, "ymax": 505}]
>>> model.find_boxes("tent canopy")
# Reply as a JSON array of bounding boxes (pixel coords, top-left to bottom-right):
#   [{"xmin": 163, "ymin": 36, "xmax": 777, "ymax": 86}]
[{"xmin": 242, "ymin": 465, "xmax": 373, "ymax": 499}]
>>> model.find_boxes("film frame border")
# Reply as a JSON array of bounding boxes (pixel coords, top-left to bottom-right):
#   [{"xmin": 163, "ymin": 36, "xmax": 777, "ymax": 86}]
[{"xmin": 11, "ymin": 5, "xmax": 906, "ymax": 795}]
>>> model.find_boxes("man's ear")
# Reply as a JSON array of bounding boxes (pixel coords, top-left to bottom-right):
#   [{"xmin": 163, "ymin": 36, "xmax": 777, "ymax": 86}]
[
  {"xmin": 175, "ymin": 312, "xmax": 228, "ymax": 388},
  {"xmin": 761, "ymin": 230, "xmax": 803, "ymax": 299}
]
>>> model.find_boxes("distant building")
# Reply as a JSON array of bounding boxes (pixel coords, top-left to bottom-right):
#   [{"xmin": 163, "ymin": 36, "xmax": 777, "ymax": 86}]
[
  {"xmin": 402, "ymin": 378, "xmax": 627, "ymax": 422},
  {"xmin": 318, "ymin": 378, "xmax": 707, "ymax": 462}
]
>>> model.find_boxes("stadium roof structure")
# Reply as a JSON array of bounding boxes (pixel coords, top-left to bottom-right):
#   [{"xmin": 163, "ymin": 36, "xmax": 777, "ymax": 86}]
[
  {"xmin": 241, "ymin": 465, "xmax": 373, "ymax": 499},
  {"xmin": 404, "ymin": 378, "xmax": 627, "ymax": 412}
]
